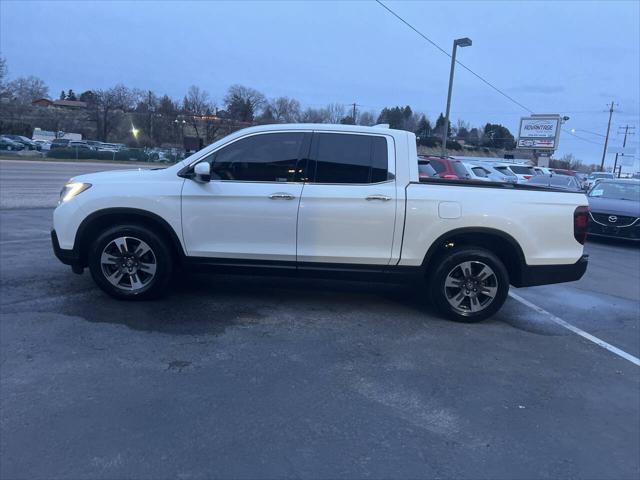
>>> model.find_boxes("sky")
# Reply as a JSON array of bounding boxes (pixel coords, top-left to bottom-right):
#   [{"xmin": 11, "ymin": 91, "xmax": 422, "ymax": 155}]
[{"xmin": 1, "ymin": 0, "xmax": 639, "ymax": 171}]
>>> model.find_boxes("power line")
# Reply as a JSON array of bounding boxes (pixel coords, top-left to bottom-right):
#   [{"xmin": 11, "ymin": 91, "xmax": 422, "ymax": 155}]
[
  {"xmin": 374, "ymin": 0, "xmax": 534, "ymax": 114},
  {"xmin": 374, "ymin": 0, "xmax": 612, "ymax": 149}
]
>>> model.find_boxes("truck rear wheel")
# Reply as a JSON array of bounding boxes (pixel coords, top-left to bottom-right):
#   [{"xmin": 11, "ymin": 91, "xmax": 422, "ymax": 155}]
[
  {"xmin": 429, "ymin": 247, "xmax": 509, "ymax": 322},
  {"xmin": 88, "ymin": 224, "xmax": 173, "ymax": 300}
]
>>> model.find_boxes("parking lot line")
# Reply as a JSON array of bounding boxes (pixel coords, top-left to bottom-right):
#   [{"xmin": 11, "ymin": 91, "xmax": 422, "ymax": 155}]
[{"xmin": 509, "ymin": 290, "xmax": 640, "ymax": 367}]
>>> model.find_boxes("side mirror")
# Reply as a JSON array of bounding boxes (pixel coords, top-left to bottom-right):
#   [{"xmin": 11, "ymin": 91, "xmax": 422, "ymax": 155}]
[{"xmin": 193, "ymin": 162, "xmax": 211, "ymax": 182}]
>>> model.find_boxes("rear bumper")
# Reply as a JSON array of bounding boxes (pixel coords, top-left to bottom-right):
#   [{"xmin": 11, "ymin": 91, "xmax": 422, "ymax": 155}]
[
  {"xmin": 513, "ymin": 254, "xmax": 588, "ymax": 287},
  {"xmin": 51, "ymin": 229, "xmax": 83, "ymax": 272}
]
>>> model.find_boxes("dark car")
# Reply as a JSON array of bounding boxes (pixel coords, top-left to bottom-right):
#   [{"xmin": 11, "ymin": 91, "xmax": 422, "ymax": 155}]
[
  {"xmin": 417, "ymin": 158, "xmax": 438, "ymax": 179},
  {"xmin": 526, "ymin": 174, "xmax": 582, "ymax": 192},
  {"xmin": 587, "ymin": 179, "xmax": 640, "ymax": 242},
  {"xmin": 0, "ymin": 136, "xmax": 25, "ymax": 151},
  {"xmin": 50, "ymin": 138, "xmax": 71, "ymax": 150},
  {"xmin": 419, "ymin": 155, "xmax": 469, "ymax": 180},
  {"xmin": 3, "ymin": 134, "xmax": 39, "ymax": 150}
]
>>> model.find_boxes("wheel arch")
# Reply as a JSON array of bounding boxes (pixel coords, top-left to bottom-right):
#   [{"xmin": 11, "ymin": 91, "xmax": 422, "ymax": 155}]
[
  {"xmin": 75, "ymin": 208, "xmax": 185, "ymax": 267},
  {"xmin": 422, "ymin": 227, "xmax": 527, "ymax": 286}
]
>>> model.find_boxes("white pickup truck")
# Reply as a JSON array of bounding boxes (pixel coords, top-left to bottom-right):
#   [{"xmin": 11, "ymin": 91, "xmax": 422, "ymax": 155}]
[{"xmin": 52, "ymin": 124, "xmax": 589, "ymax": 322}]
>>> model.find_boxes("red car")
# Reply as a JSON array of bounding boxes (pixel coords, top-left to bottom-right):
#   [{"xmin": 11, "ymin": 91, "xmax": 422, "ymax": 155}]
[
  {"xmin": 418, "ymin": 156, "xmax": 470, "ymax": 180},
  {"xmin": 550, "ymin": 168, "xmax": 577, "ymax": 176}
]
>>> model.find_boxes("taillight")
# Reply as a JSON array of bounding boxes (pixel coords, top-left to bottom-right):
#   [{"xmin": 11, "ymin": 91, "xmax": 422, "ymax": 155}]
[
  {"xmin": 523, "ymin": 175, "xmax": 532, "ymax": 180},
  {"xmin": 574, "ymin": 206, "xmax": 589, "ymax": 244},
  {"xmin": 442, "ymin": 174, "xmax": 458, "ymax": 180}
]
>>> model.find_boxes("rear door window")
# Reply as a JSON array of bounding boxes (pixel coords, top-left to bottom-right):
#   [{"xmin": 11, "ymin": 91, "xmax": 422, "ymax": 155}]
[
  {"xmin": 472, "ymin": 167, "xmax": 488, "ymax": 178},
  {"xmin": 310, "ymin": 133, "xmax": 389, "ymax": 184}
]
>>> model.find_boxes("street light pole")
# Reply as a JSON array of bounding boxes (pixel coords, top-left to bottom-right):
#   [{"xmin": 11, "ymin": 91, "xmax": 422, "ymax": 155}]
[{"xmin": 441, "ymin": 37, "xmax": 472, "ymax": 157}]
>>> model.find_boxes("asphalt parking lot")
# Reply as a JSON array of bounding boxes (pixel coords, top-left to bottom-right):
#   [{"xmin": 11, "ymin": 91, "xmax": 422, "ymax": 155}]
[{"xmin": 1, "ymin": 159, "xmax": 639, "ymax": 479}]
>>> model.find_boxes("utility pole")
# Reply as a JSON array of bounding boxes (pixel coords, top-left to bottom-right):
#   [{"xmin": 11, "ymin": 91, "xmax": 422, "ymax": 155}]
[
  {"xmin": 352, "ymin": 103, "xmax": 357, "ymax": 124},
  {"xmin": 599, "ymin": 101, "xmax": 615, "ymax": 171},
  {"xmin": 613, "ymin": 125, "xmax": 636, "ymax": 178}
]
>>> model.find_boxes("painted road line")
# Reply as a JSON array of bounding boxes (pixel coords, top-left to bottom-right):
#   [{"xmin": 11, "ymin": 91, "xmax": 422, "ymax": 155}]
[{"xmin": 509, "ymin": 291, "xmax": 640, "ymax": 367}]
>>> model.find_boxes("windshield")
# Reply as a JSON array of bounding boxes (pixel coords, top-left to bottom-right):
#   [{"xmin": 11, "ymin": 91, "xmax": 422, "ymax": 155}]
[
  {"xmin": 495, "ymin": 166, "xmax": 518, "ymax": 178},
  {"xmin": 528, "ymin": 175, "xmax": 575, "ymax": 188},
  {"xmin": 509, "ymin": 165, "xmax": 535, "ymax": 175},
  {"xmin": 589, "ymin": 182, "xmax": 640, "ymax": 200}
]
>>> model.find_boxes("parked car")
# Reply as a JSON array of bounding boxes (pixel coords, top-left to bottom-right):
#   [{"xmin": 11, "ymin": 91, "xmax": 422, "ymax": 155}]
[
  {"xmin": 587, "ymin": 179, "xmax": 640, "ymax": 242},
  {"xmin": 533, "ymin": 166, "xmax": 552, "ymax": 175},
  {"xmin": 526, "ymin": 174, "xmax": 583, "ymax": 192},
  {"xmin": 585, "ymin": 171, "xmax": 614, "ymax": 190},
  {"xmin": 50, "ymin": 138, "xmax": 71, "ymax": 150},
  {"xmin": 97, "ymin": 143, "xmax": 120, "ymax": 152},
  {"xmin": 494, "ymin": 163, "xmax": 536, "ymax": 183},
  {"xmin": 420, "ymin": 156, "xmax": 470, "ymax": 180},
  {"xmin": 86, "ymin": 140, "xmax": 104, "ymax": 149},
  {"xmin": 33, "ymin": 139, "xmax": 52, "ymax": 151},
  {"xmin": 0, "ymin": 136, "xmax": 25, "ymax": 151},
  {"xmin": 68, "ymin": 141, "xmax": 95, "ymax": 150},
  {"xmin": 3, "ymin": 134, "xmax": 39, "ymax": 150},
  {"xmin": 417, "ymin": 157, "xmax": 438, "ymax": 179},
  {"xmin": 463, "ymin": 162, "xmax": 515, "ymax": 183},
  {"xmin": 491, "ymin": 163, "xmax": 520, "ymax": 183},
  {"xmin": 550, "ymin": 168, "xmax": 578, "ymax": 177},
  {"xmin": 52, "ymin": 124, "xmax": 589, "ymax": 323}
]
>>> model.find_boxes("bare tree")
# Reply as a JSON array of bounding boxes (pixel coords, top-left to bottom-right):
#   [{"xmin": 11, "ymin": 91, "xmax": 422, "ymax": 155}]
[
  {"xmin": 5, "ymin": 76, "xmax": 49, "ymax": 104},
  {"xmin": 183, "ymin": 85, "xmax": 212, "ymax": 138},
  {"xmin": 0, "ymin": 56, "xmax": 7, "ymax": 93},
  {"xmin": 300, "ymin": 107, "xmax": 329, "ymax": 123},
  {"xmin": 324, "ymin": 103, "xmax": 346, "ymax": 123},
  {"xmin": 224, "ymin": 84, "xmax": 266, "ymax": 122},
  {"xmin": 357, "ymin": 111, "xmax": 377, "ymax": 126},
  {"xmin": 92, "ymin": 84, "xmax": 140, "ymax": 141},
  {"xmin": 270, "ymin": 96, "xmax": 301, "ymax": 123}
]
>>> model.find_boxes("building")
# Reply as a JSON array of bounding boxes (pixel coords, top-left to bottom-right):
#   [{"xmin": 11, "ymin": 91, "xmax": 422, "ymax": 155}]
[{"xmin": 31, "ymin": 99, "xmax": 88, "ymax": 109}]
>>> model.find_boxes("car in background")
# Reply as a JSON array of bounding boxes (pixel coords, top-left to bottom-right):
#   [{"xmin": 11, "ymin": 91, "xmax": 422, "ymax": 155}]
[
  {"xmin": 3, "ymin": 134, "xmax": 39, "ymax": 150},
  {"xmin": 97, "ymin": 143, "xmax": 119, "ymax": 152},
  {"xmin": 68, "ymin": 141, "xmax": 95, "ymax": 151},
  {"xmin": 550, "ymin": 168, "xmax": 577, "ymax": 177},
  {"xmin": 419, "ymin": 156, "xmax": 470, "ymax": 180},
  {"xmin": 462, "ymin": 162, "xmax": 514, "ymax": 183},
  {"xmin": 492, "ymin": 163, "xmax": 527, "ymax": 183},
  {"xmin": 526, "ymin": 174, "xmax": 583, "ymax": 192},
  {"xmin": 0, "ymin": 136, "xmax": 26, "ymax": 151},
  {"xmin": 86, "ymin": 140, "xmax": 104, "ymax": 149},
  {"xmin": 585, "ymin": 171, "xmax": 614, "ymax": 190},
  {"xmin": 417, "ymin": 157, "xmax": 438, "ymax": 179},
  {"xmin": 50, "ymin": 138, "xmax": 71, "ymax": 150},
  {"xmin": 587, "ymin": 179, "xmax": 640, "ymax": 241},
  {"xmin": 33, "ymin": 139, "xmax": 52, "ymax": 151},
  {"xmin": 494, "ymin": 163, "xmax": 535, "ymax": 183},
  {"xmin": 533, "ymin": 166, "xmax": 552, "ymax": 175}
]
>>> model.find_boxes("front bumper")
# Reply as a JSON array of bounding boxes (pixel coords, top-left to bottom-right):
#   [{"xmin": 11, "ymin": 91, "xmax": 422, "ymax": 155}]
[
  {"xmin": 513, "ymin": 254, "xmax": 589, "ymax": 287},
  {"xmin": 588, "ymin": 220, "xmax": 640, "ymax": 242},
  {"xmin": 51, "ymin": 230, "xmax": 83, "ymax": 273}
]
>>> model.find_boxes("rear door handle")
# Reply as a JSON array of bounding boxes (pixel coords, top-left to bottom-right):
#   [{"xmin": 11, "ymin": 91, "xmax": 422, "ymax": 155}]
[
  {"xmin": 269, "ymin": 192, "xmax": 295, "ymax": 200},
  {"xmin": 365, "ymin": 194, "xmax": 391, "ymax": 201}
]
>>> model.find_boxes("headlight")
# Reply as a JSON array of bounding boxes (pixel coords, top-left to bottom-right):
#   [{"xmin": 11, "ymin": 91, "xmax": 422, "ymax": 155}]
[{"xmin": 59, "ymin": 182, "xmax": 91, "ymax": 203}]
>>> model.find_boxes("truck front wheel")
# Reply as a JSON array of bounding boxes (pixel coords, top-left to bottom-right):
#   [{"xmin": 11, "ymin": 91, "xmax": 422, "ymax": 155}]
[
  {"xmin": 429, "ymin": 247, "xmax": 509, "ymax": 322},
  {"xmin": 88, "ymin": 224, "xmax": 173, "ymax": 300}
]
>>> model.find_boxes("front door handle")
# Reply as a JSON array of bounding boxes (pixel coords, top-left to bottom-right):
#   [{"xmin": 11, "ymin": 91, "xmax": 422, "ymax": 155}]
[
  {"xmin": 366, "ymin": 194, "xmax": 391, "ymax": 201},
  {"xmin": 269, "ymin": 192, "xmax": 295, "ymax": 200}
]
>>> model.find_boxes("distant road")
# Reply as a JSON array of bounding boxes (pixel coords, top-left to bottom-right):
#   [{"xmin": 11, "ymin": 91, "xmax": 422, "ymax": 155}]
[{"xmin": 0, "ymin": 159, "xmax": 151, "ymax": 209}]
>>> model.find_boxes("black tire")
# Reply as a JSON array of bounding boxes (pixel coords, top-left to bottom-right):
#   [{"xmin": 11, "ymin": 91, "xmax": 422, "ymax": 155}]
[
  {"xmin": 428, "ymin": 247, "xmax": 509, "ymax": 323},
  {"xmin": 88, "ymin": 224, "xmax": 173, "ymax": 300}
]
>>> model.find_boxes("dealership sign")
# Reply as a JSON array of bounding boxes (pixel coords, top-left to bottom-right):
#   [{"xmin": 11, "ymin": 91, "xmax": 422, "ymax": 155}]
[{"xmin": 517, "ymin": 115, "xmax": 561, "ymax": 150}]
